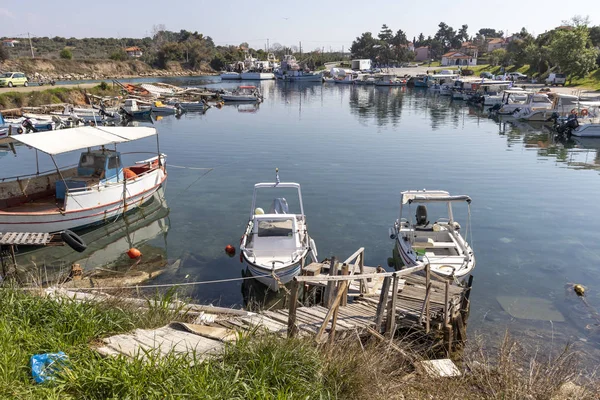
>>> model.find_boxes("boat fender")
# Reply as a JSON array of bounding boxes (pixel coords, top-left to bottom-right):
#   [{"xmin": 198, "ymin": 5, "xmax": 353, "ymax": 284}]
[
  {"xmin": 46, "ymin": 124, "xmax": 53, "ymax": 131},
  {"xmin": 570, "ymin": 108, "xmax": 578, "ymax": 115},
  {"xmin": 16, "ymin": 127, "xmax": 23, "ymax": 134},
  {"xmin": 239, "ymin": 252, "xmax": 244, "ymax": 263},
  {"xmin": 89, "ymin": 121, "xmax": 96, "ymax": 127},
  {"xmin": 61, "ymin": 230, "xmax": 87, "ymax": 253},
  {"xmin": 581, "ymin": 109, "xmax": 589, "ymax": 117},
  {"xmin": 388, "ymin": 227, "xmax": 397, "ymax": 239}
]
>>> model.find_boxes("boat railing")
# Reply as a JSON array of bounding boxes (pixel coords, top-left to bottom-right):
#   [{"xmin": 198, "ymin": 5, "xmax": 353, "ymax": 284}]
[{"xmin": 0, "ymin": 163, "xmax": 78, "ymax": 182}]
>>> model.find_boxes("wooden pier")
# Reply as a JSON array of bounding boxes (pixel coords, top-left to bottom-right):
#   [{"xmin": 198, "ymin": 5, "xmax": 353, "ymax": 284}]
[{"xmin": 85, "ymin": 247, "xmax": 472, "ymax": 360}]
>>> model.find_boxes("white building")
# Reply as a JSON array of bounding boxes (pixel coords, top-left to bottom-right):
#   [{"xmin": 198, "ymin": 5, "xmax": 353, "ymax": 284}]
[{"xmin": 441, "ymin": 51, "xmax": 477, "ymax": 66}]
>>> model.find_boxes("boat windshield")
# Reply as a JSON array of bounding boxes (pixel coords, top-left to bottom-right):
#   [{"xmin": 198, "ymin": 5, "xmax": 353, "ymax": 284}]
[{"xmin": 257, "ymin": 218, "xmax": 294, "ymax": 237}]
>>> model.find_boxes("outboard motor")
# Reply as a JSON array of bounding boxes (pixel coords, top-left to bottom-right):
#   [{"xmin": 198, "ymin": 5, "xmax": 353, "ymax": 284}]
[
  {"xmin": 21, "ymin": 118, "xmax": 39, "ymax": 133},
  {"xmin": 415, "ymin": 205, "xmax": 429, "ymax": 226},
  {"xmin": 487, "ymin": 103, "xmax": 501, "ymax": 113}
]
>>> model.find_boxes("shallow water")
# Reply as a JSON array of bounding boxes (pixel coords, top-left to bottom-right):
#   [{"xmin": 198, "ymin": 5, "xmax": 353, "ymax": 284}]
[{"xmin": 3, "ymin": 80, "xmax": 600, "ymax": 360}]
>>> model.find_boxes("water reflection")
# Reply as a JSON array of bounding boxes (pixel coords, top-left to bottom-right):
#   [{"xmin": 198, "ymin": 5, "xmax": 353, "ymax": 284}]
[{"xmin": 15, "ymin": 189, "xmax": 170, "ymax": 283}]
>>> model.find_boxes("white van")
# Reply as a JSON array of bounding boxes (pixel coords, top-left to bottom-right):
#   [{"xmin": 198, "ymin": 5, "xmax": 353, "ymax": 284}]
[{"xmin": 546, "ymin": 73, "xmax": 566, "ymax": 86}]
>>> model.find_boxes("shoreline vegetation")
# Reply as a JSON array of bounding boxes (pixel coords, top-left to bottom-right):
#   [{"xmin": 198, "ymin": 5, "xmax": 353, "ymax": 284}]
[{"xmin": 0, "ymin": 286, "xmax": 597, "ymax": 399}]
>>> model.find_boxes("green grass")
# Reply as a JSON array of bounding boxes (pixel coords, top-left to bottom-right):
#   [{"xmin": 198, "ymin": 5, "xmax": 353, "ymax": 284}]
[
  {"xmin": 0, "ymin": 287, "xmax": 597, "ymax": 399},
  {"xmin": 0, "ymin": 84, "xmax": 120, "ymax": 109},
  {"xmin": 568, "ymin": 68, "xmax": 600, "ymax": 90}
]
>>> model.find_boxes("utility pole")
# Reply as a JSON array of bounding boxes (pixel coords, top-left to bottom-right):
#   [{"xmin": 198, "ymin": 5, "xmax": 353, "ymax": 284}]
[
  {"xmin": 28, "ymin": 32, "xmax": 34, "ymax": 58},
  {"xmin": 267, "ymin": 38, "xmax": 269, "ymax": 52},
  {"xmin": 299, "ymin": 41, "xmax": 302, "ymax": 56}
]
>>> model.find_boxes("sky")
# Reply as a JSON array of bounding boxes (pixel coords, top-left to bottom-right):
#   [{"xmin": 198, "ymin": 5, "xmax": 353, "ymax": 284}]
[{"xmin": 1, "ymin": 0, "xmax": 599, "ymax": 51}]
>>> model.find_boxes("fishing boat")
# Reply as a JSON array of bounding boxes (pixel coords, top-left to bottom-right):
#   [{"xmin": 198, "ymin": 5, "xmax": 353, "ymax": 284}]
[
  {"xmin": 275, "ymin": 55, "xmax": 323, "ymax": 82},
  {"xmin": 0, "ymin": 126, "xmax": 167, "ymax": 233},
  {"xmin": 151, "ymin": 100, "xmax": 181, "ymax": 115},
  {"xmin": 374, "ymin": 74, "xmax": 407, "ymax": 87},
  {"xmin": 121, "ymin": 99, "xmax": 152, "ymax": 120},
  {"xmin": 221, "ymin": 86, "xmax": 263, "ymax": 102},
  {"xmin": 177, "ymin": 100, "xmax": 209, "ymax": 112},
  {"xmin": 390, "ymin": 190, "xmax": 475, "ymax": 281},
  {"xmin": 240, "ymin": 170, "xmax": 318, "ymax": 291},
  {"xmin": 355, "ymin": 74, "xmax": 376, "ymax": 85}
]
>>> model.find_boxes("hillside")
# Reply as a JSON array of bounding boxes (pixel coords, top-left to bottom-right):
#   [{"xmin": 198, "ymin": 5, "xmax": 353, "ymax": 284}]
[{"xmin": 0, "ymin": 58, "xmax": 212, "ymax": 81}]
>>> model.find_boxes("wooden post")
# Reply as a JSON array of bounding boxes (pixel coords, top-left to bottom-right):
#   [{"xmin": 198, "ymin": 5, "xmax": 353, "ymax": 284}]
[
  {"xmin": 8, "ymin": 125, "xmax": 12, "ymax": 137},
  {"xmin": 386, "ymin": 273, "xmax": 399, "ymax": 338},
  {"xmin": 315, "ymin": 279, "xmax": 349, "ymax": 343},
  {"xmin": 374, "ymin": 276, "xmax": 391, "ymax": 332},
  {"xmin": 323, "ymin": 256, "xmax": 337, "ymax": 308},
  {"xmin": 287, "ymin": 279, "xmax": 299, "ymax": 338},
  {"xmin": 328, "ymin": 283, "xmax": 341, "ymax": 346},
  {"xmin": 341, "ymin": 263, "xmax": 349, "ymax": 307},
  {"xmin": 425, "ymin": 263, "xmax": 431, "ymax": 333},
  {"xmin": 461, "ymin": 274, "xmax": 474, "ymax": 323},
  {"xmin": 358, "ymin": 250, "xmax": 368, "ymax": 294},
  {"xmin": 444, "ymin": 279, "xmax": 451, "ymax": 356}
]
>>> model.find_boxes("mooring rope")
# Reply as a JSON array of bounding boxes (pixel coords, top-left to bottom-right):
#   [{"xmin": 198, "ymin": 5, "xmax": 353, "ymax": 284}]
[{"xmin": 20, "ymin": 272, "xmax": 278, "ymax": 292}]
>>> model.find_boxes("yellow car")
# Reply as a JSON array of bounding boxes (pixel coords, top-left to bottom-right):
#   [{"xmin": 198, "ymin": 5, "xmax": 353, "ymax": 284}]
[{"xmin": 0, "ymin": 72, "xmax": 29, "ymax": 88}]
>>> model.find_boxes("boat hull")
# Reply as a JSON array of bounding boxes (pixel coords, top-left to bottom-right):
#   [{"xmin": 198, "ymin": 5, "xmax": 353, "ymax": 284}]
[
  {"xmin": 221, "ymin": 95, "xmax": 260, "ymax": 102},
  {"xmin": 0, "ymin": 168, "xmax": 166, "ymax": 233},
  {"xmin": 240, "ymin": 72, "xmax": 274, "ymax": 80},
  {"xmin": 243, "ymin": 255, "xmax": 303, "ymax": 291},
  {"xmin": 571, "ymin": 124, "xmax": 600, "ymax": 137},
  {"xmin": 220, "ymin": 73, "xmax": 241, "ymax": 80}
]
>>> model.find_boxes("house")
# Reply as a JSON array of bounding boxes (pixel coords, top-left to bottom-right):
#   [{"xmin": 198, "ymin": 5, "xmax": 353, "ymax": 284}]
[
  {"xmin": 414, "ymin": 46, "xmax": 431, "ymax": 62},
  {"xmin": 441, "ymin": 51, "xmax": 477, "ymax": 66},
  {"xmin": 407, "ymin": 42, "xmax": 415, "ymax": 52},
  {"xmin": 486, "ymin": 38, "xmax": 505, "ymax": 52},
  {"xmin": 124, "ymin": 46, "xmax": 143, "ymax": 58},
  {"xmin": 2, "ymin": 40, "xmax": 19, "ymax": 47}
]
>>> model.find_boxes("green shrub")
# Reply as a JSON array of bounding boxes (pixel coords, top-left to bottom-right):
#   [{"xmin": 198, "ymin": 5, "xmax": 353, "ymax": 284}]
[{"xmin": 59, "ymin": 48, "xmax": 73, "ymax": 60}]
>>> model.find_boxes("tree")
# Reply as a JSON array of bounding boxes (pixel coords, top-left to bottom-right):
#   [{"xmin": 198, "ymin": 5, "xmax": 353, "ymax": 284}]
[
  {"xmin": 391, "ymin": 29, "xmax": 408, "ymax": 46},
  {"xmin": 489, "ymin": 48, "xmax": 507, "ymax": 66},
  {"xmin": 434, "ymin": 22, "xmax": 457, "ymax": 53},
  {"xmin": 60, "ymin": 48, "xmax": 73, "ymax": 59},
  {"xmin": 562, "ymin": 15, "xmax": 590, "ymax": 28},
  {"xmin": 458, "ymin": 24, "xmax": 469, "ymax": 42},
  {"xmin": 350, "ymin": 32, "xmax": 379, "ymax": 60},
  {"xmin": 478, "ymin": 28, "xmax": 502, "ymax": 39},
  {"xmin": 589, "ymin": 26, "xmax": 600, "ymax": 46},
  {"xmin": 549, "ymin": 26, "xmax": 599, "ymax": 82},
  {"xmin": 378, "ymin": 24, "xmax": 393, "ymax": 43},
  {"xmin": 416, "ymin": 33, "xmax": 425, "ymax": 47}
]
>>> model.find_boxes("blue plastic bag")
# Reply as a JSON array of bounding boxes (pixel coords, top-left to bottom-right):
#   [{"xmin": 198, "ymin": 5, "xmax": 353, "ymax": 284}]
[{"xmin": 30, "ymin": 352, "xmax": 68, "ymax": 384}]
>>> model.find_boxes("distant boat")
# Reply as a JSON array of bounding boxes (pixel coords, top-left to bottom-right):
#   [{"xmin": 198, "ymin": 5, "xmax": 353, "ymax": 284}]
[
  {"xmin": 121, "ymin": 99, "xmax": 152, "ymax": 120},
  {"xmin": 374, "ymin": 74, "xmax": 407, "ymax": 87},
  {"xmin": 240, "ymin": 71, "xmax": 275, "ymax": 80},
  {"xmin": 0, "ymin": 126, "xmax": 167, "ymax": 233},
  {"xmin": 177, "ymin": 100, "xmax": 210, "ymax": 112},
  {"xmin": 568, "ymin": 101, "xmax": 600, "ymax": 137},
  {"xmin": 220, "ymin": 72, "xmax": 241, "ymax": 80},
  {"xmin": 221, "ymin": 86, "xmax": 263, "ymax": 102},
  {"xmin": 240, "ymin": 170, "xmax": 318, "ymax": 291}
]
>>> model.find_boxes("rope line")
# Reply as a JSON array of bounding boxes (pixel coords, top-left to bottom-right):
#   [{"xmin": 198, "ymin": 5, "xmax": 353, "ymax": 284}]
[{"xmin": 21, "ymin": 272, "xmax": 280, "ymax": 292}]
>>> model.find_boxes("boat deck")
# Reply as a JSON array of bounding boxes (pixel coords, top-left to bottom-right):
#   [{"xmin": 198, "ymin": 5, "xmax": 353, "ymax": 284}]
[{"xmin": 0, "ymin": 196, "xmax": 62, "ymax": 214}]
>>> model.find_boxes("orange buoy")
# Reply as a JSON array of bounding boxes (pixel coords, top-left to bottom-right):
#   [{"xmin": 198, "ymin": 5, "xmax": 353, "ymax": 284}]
[
  {"xmin": 127, "ymin": 248, "xmax": 142, "ymax": 259},
  {"xmin": 225, "ymin": 244, "xmax": 236, "ymax": 257}
]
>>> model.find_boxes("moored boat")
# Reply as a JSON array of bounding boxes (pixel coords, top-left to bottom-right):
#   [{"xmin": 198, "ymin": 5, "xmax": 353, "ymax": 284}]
[
  {"xmin": 240, "ymin": 170, "xmax": 318, "ymax": 291},
  {"xmin": 221, "ymin": 86, "xmax": 263, "ymax": 102},
  {"xmin": 0, "ymin": 126, "xmax": 167, "ymax": 233},
  {"xmin": 240, "ymin": 71, "xmax": 275, "ymax": 80},
  {"xmin": 374, "ymin": 74, "xmax": 407, "ymax": 86},
  {"xmin": 390, "ymin": 190, "xmax": 475, "ymax": 281},
  {"xmin": 220, "ymin": 72, "xmax": 241, "ymax": 80}
]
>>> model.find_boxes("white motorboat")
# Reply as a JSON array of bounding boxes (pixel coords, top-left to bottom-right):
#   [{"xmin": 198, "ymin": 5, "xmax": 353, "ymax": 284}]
[
  {"xmin": 0, "ymin": 126, "xmax": 167, "ymax": 233},
  {"xmin": 374, "ymin": 74, "xmax": 407, "ymax": 87},
  {"xmin": 220, "ymin": 72, "xmax": 241, "ymax": 80},
  {"xmin": 221, "ymin": 85, "xmax": 263, "ymax": 102},
  {"xmin": 495, "ymin": 91, "xmax": 552, "ymax": 116},
  {"xmin": 240, "ymin": 71, "xmax": 275, "ymax": 80},
  {"xmin": 240, "ymin": 170, "xmax": 318, "ymax": 291},
  {"xmin": 570, "ymin": 101, "xmax": 600, "ymax": 137},
  {"xmin": 516, "ymin": 93, "xmax": 579, "ymax": 121},
  {"xmin": 390, "ymin": 190, "xmax": 475, "ymax": 281},
  {"xmin": 275, "ymin": 55, "xmax": 323, "ymax": 82}
]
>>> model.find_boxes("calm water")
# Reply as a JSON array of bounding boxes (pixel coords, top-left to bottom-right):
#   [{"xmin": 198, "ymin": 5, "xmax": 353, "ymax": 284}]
[{"xmin": 3, "ymin": 80, "xmax": 600, "ymax": 360}]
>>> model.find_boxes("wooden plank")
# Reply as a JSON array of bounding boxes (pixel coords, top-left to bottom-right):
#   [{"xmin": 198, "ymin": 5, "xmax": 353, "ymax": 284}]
[
  {"xmin": 323, "ymin": 256, "xmax": 338, "ymax": 308},
  {"xmin": 240, "ymin": 315, "xmax": 287, "ymax": 332},
  {"xmin": 315, "ymin": 279, "xmax": 350, "ymax": 342},
  {"xmin": 300, "ymin": 306, "xmax": 356, "ymax": 330},
  {"xmin": 386, "ymin": 274, "xmax": 400, "ymax": 337}
]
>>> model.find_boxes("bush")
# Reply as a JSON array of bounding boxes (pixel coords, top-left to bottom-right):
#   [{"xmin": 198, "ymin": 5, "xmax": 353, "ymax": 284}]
[
  {"xmin": 98, "ymin": 81, "xmax": 109, "ymax": 91},
  {"xmin": 0, "ymin": 46, "xmax": 8, "ymax": 62},
  {"xmin": 109, "ymin": 49, "xmax": 127, "ymax": 61},
  {"xmin": 60, "ymin": 48, "xmax": 73, "ymax": 60}
]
